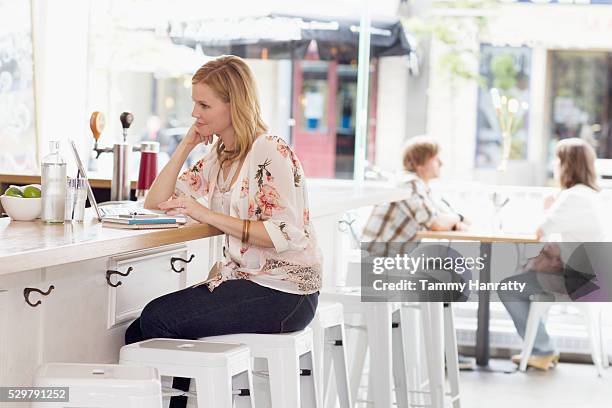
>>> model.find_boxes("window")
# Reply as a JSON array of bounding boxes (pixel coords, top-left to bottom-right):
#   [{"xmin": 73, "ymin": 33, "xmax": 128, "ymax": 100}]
[
  {"xmin": 86, "ymin": 0, "xmax": 410, "ymax": 182},
  {"xmin": 476, "ymin": 45, "xmax": 531, "ymax": 168},
  {"xmin": 549, "ymin": 51, "xmax": 610, "ymax": 176}
]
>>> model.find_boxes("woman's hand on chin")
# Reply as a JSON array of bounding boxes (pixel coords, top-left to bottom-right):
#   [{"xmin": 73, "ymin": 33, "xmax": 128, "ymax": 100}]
[
  {"xmin": 158, "ymin": 196, "xmax": 211, "ymax": 224},
  {"xmin": 182, "ymin": 123, "xmax": 214, "ymax": 150}
]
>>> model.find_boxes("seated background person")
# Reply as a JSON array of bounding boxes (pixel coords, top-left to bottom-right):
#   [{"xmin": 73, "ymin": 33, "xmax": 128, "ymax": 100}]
[
  {"xmin": 361, "ymin": 136, "xmax": 472, "ymax": 303},
  {"xmin": 362, "ymin": 135, "xmax": 468, "ymax": 254},
  {"xmin": 499, "ymin": 137, "xmax": 606, "ymax": 371}
]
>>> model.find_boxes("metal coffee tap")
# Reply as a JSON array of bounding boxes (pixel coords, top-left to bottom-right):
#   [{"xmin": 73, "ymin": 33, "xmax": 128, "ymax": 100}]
[{"xmin": 90, "ymin": 111, "xmax": 136, "ymax": 202}]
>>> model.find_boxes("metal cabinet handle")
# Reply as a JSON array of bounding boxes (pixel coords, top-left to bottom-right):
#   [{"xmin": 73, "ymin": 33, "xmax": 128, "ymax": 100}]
[
  {"xmin": 106, "ymin": 267, "xmax": 133, "ymax": 288},
  {"xmin": 170, "ymin": 254, "xmax": 195, "ymax": 273},
  {"xmin": 24, "ymin": 285, "xmax": 55, "ymax": 307}
]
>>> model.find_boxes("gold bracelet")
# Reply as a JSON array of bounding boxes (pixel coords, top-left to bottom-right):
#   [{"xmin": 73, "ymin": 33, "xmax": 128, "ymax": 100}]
[
  {"xmin": 241, "ymin": 220, "xmax": 248, "ymax": 243},
  {"xmin": 242, "ymin": 220, "xmax": 251, "ymax": 244}
]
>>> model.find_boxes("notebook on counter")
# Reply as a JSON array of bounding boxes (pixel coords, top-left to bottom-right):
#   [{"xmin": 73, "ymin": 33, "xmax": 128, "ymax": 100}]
[
  {"xmin": 102, "ymin": 215, "xmax": 183, "ymax": 225},
  {"xmin": 101, "ymin": 213, "xmax": 187, "ymax": 230},
  {"xmin": 102, "ymin": 222, "xmax": 180, "ymax": 230}
]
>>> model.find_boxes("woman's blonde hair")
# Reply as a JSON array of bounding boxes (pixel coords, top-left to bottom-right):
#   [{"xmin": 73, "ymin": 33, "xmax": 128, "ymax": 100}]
[
  {"xmin": 192, "ymin": 55, "xmax": 268, "ymax": 163},
  {"xmin": 556, "ymin": 137, "xmax": 600, "ymax": 191},
  {"xmin": 402, "ymin": 135, "xmax": 440, "ymax": 172}
]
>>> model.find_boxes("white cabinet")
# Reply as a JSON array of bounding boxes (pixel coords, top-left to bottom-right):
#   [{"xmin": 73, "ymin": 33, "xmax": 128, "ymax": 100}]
[
  {"xmin": 42, "ymin": 257, "xmax": 122, "ymax": 366},
  {"xmin": 0, "ymin": 269, "xmax": 44, "ymax": 389},
  {"xmin": 0, "ymin": 239, "xmax": 215, "ymax": 392},
  {"xmin": 185, "ymin": 237, "xmax": 215, "ymax": 287},
  {"xmin": 106, "ymin": 244, "xmax": 189, "ymax": 329}
]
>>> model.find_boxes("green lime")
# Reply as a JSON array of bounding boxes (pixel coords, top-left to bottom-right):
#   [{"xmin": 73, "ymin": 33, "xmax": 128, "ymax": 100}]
[
  {"xmin": 22, "ymin": 185, "xmax": 41, "ymax": 198},
  {"xmin": 4, "ymin": 186, "xmax": 24, "ymax": 197}
]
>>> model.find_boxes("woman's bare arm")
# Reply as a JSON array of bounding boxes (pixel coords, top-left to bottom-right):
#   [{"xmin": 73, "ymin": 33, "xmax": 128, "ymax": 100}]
[{"xmin": 143, "ymin": 141, "xmax": 194, "ymax": 210}]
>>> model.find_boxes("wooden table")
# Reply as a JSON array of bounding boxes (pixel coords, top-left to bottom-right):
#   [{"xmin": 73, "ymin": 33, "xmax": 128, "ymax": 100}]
[{"xmin": 415, "ymin": 230, "xmax": 539, "ymax": 369}]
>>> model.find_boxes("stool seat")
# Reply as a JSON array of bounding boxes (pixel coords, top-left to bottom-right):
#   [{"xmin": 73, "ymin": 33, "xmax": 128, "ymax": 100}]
[
  {"xmin": 33, "ymin": 363, "xmax": 162, "ymax": 408},
  {"xmin": 120, "ymin": 338, "xmax": 254, "ymax": 408},
  {"xmin": 121, "ymin": 339, "xmax": 249, "ymax": 367},
  {"xmin": 203, "ymin": 330, "xmax": 312, "ymax": 354},
  {"xmin": 201, "ymin": 329, "xmax": 319, "ymax": 408}
]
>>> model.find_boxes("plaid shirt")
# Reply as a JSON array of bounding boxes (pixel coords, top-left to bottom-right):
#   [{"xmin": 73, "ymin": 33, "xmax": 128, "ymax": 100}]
[{"xmin": 362, "ymin": 173, "xmax": 452, "ymax": 256}]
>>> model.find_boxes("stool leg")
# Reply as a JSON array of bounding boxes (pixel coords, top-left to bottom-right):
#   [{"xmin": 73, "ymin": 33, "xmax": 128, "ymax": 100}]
[
  {"xmin": 600, "ymin": 308, "xmax": 610, "ymax": 369},
  {"xmin": 366, "ymin": 303, "xmax": 393, "ymax": 408},
  {"xmin": 252, "ymin": 358, "xmax": 271, "ymax": 408},
  {"xmin": 520, "ymin": 303, "xmax": 549, "ymax": 372},
  {"xmin": 323, "ymin": 341, "xmax": 334, "ymax": 408},
  {"xmin": 195, "ymin": 369, "xmax": 232, "ymax": 408},
  {"xmin": 300, "ymin": 350, "xmax": 319, "ymax": 408},
  {"xmin": 233, "ymin": 370, "xmax": 254, "ymax": 408},
  {"xmin": 312, "ymin": 320, "xmax": 327, "ymax": 408},
  {"xmin": 421, "ymin": 302, "xmax": 445, "ymax": 408},
  {"xmin": 392, "ymin": 309, "xmax": 410, "ymax": 408},
  {"xmin": 329, "ymin": 324, "xmax": 352, "ymax": 408},
  {"xmin": 584, "ymin": 306, "xmax": 605, "ymax": 377},
  {"xmin": 444, "ymin": 304, "xmax": 461, "ymax": 408},
  {"xmin": 401, "ymin": 305, "xmax": 424, "ymax": 407},
  {"xmin": 349, "ymin": 327, "xmax": 368, "ymax": 403},
  {"xmin": 268, "ymin": 352, "xmax": 301, "ymax": 407}
]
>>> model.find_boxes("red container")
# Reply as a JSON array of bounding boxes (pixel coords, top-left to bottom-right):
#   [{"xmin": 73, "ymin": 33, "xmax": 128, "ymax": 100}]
[{"xmin": 136, "ymin": 141, "xmax": 159, "ymax": 198}]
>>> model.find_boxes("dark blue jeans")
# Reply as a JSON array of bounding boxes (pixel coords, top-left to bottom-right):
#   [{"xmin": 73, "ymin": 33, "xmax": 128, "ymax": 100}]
[{"xmin": 125, "ymin": 279, "xmax": 318, "ymax": 408}]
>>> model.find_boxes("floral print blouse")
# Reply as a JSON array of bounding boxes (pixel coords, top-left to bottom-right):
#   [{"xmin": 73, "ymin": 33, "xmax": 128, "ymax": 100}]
[{"xmin": 175, "ymin": 135, "xmax": 322, "ymax": 295}]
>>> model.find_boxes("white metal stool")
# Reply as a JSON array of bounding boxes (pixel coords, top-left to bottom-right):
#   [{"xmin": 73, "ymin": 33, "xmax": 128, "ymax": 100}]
[
  {"xmin": 119, "ymin": 339, "xmax": 254, "ymax": 408},
  {"xmin": 32, "ymin": 363, "xmax": 162, "ymax": 408},
  {"xmin": 520, "ymin": 302, "xmax": 609, "ymax": 376},
  {"xmin": 320, "ymin": 288, "xmax": 410, "ymax": 408},
  {"xmin": 402, "ymin": 302, "xmax": 461, "ymax": 408},
  {"xmin": 309, "ymin": 301, "xmax": 352, "ymax": 408},
  {"xmin": 203, "ymin": 328, "xmax": 319, "ymax": 408}
]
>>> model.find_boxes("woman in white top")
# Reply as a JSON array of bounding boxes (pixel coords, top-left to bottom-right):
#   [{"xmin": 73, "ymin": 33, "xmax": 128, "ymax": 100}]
[
  {"xmin": 500, "ymin": 137, "xmax": 605, "ymax": 371},
  {"xmin": 124, "ymin": 56, "xmax": 322, "ymax": 407}
]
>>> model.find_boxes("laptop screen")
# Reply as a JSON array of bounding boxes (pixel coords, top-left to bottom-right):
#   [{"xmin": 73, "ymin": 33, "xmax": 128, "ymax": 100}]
[{"xmin": 69, "ymin": 140, "xmax": 103, "ymax": 221}]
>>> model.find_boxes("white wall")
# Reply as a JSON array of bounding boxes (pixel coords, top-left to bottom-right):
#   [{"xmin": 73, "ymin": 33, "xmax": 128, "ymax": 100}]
[
  {"xmin": 374, "ymin": 56, "xmax": 410, "ymax": 174},
  {"xmin": 243, "ymin": 59, "xmax": 293, "ymax": 143},
  {"xmin": 426, "ymin": 33, "xmax": 479, "ymax": 183}
]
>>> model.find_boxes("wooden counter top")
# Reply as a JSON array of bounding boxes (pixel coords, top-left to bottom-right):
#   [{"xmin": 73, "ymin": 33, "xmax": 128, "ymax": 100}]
[
  {"xmin": 0, "ymin": 209, "xmax": 222, "ymax": 275},
  {"xmin": 0, "ymin": 180, "xmax": 411, "ymax": 275},
  {"xmin": 0, "ymin": 174, "xmax": 135, "ymax": 189}
]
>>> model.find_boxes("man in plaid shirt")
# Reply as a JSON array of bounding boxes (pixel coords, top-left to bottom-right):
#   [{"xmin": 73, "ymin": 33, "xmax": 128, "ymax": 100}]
[{"xmin": 362, "ymin": 136, "xmax": 468, "ymax": 256}]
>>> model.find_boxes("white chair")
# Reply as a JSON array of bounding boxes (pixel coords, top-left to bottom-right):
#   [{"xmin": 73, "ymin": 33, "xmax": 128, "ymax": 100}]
[
  {"xmin": 320, "ymin": 288, "xmax": 410, "ymax": 408},
  {"xmin": 401, "ymin": 302, "xmax": 461, "ymax": 408},
  {"xmin": 32, "ymin": 363, "xmax": 162, "ymax": 408},
  {"xmin": 120, "ymin": 339, "xmax": 254, "ymax": 408},
  {"xmin": 309, "ymin": 301, "xmax": 352, "ymax": 408},
  {"xmin": 203, "ymin": 328, "xmax": 319, "ymax": 408},
  {"xmin": 520, "ymin": 302, "xmax": 609, "ymax": 376}
]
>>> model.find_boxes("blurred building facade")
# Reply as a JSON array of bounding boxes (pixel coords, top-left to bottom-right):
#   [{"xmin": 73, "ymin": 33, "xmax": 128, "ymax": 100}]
[{"xmin": 426, "ymin": 1, "xmax": 612, "ymax": 186}]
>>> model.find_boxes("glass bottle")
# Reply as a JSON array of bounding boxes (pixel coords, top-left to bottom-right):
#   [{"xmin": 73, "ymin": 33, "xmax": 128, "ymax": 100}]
[{"xmin": 41, "ymin": 141, "xmax": 67, "ymax": 223}]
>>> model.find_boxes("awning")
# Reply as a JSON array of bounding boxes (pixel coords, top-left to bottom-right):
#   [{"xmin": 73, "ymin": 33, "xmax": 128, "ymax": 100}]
[{"xmin": 167, "ymin": 13, "xmax": 417, "ymax": 64}]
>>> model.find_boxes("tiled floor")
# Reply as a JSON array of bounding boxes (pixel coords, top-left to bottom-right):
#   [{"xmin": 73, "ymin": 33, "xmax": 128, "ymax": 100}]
[
  {"xmin": 459, "ymin": 359, "xmax": 612, "ymax": 408},
  {"xmin": 353, "ymin": 358, "xmax": 611, "ymax": 407}
]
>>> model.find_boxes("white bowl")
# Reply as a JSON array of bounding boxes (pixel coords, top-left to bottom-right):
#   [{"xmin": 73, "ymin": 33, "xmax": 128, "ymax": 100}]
[{"xmin": 1, "ymin": 195, "xmax": 42, "ymax": 221}]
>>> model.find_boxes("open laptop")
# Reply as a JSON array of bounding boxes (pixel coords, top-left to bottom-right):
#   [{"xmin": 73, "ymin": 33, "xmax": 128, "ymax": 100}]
[{"xmin": 69, "ymin": 140, "xmax": 180, "ymax": 222}]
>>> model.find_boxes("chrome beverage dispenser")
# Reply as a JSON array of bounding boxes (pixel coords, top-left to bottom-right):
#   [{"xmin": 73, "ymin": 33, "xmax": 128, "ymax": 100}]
[
  {"xmin": 90, "ymin": 111, "xmax": 135, "ymax": 202},
  {"xmin": 90, "ymin": 111, "xmax": 158, "ymax": 202}
]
